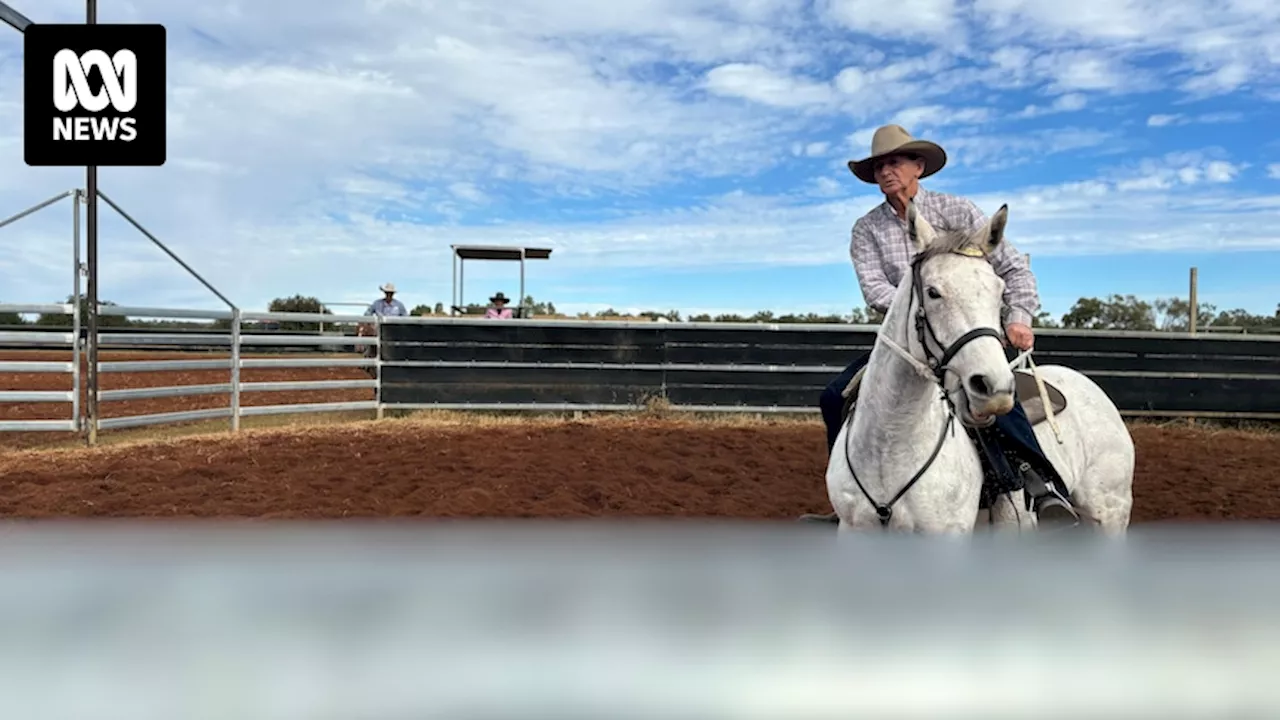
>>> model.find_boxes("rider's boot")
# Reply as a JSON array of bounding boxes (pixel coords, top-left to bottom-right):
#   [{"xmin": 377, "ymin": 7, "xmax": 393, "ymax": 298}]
[{"xmin": 1019, "ymin": 461, "xmax": 1079, "ymax": 529}]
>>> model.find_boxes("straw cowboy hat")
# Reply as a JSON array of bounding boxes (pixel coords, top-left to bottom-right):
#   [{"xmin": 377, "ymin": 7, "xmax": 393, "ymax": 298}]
[
  {"xmin": 379, "ymin": 282, "xmax": 397, "ymax": 293},
  {"xmin": 847, "ymin": 125, "xmax": 947, "ymax": 184}
]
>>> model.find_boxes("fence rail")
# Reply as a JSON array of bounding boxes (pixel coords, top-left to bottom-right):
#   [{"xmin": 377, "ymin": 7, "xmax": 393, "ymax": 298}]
[
  {"xmin": 1, "ymin": 310, "xmax": 1279, "ymax": 443},
  {"xmin": 378, "ymin": 317, "xmax": 1280, "ymax": 418}
]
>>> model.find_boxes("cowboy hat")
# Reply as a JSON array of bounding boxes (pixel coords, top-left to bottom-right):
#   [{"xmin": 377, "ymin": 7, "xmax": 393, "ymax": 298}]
[
  {"xmin": 489, "ymin": 292, "xmax": 510, "ymax": 304},
  {"xmin": 847, "ymin": 124, "xmax": 947, "ymax": 184},
  {"xmin": 379, "ymin": 282, "xmax": 397, "ymax": 293}
]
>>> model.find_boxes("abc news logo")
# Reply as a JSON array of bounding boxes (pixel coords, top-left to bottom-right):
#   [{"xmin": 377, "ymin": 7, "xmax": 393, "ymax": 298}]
[
  {"xmin": 53, "ymin": 48, "xmax": 140, "ymax": 143},
  {"xmin": 24, "ymin": 23, "xmax": 166, "ymax": 167}
]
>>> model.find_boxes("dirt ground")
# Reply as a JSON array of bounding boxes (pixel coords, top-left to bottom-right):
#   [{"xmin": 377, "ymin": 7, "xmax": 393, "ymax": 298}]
[
  {"xmin": 0, "ymin": 411, "xmax": 1274, "ymax": 523},
  {"xmin": 1, "ymin": 348, "xmax": 1276, "ymax": 523}
]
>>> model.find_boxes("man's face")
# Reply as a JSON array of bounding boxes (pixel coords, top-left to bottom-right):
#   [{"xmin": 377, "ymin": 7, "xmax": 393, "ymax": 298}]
[
  {"xmin": 384, "ymin": 292, "xmax": 394, "ymax": 301},
  {"xmin": 873, "ymin": 153, "xmax": 924, "ymax": 195}
]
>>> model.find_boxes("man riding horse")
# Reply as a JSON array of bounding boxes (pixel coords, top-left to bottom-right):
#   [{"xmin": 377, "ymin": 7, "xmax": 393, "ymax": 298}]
[
  {"xmin": 803, "ymin": 125, "xmax": 1079, "ymax": 527},
  {"xmin": 356, "ymin": 283, "xmax": 408, "ymax": 374}
]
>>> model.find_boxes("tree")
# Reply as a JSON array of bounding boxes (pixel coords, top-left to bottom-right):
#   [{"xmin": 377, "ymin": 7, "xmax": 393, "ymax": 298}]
[
  {"xmin": 34, "ymin": 295, "xmax": 131, "ymax": 328},
  {"xmin": 266, "ymin": 294, "xmax": 330, "ymax": 332},
  {"xmin": 1060, "ymin": 295, "xmax": 1157, "ymax": 330},
  {"xmin": 1153, "ymin": 297, "xmax": 1219, "ymax": 331},
  {"xmin": 0, "ymin": 305, "xmax": 25, "ymax": 326},
  {"xmin": 1031, "ymin": 310, "xmax": 1060, "ymax": 328}
]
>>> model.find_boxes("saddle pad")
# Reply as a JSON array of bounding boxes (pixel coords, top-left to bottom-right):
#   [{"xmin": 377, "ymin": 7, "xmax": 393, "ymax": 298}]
[{"xmin": 1014, "ymin": 369, "xmax": 1067, "ymax": 426}]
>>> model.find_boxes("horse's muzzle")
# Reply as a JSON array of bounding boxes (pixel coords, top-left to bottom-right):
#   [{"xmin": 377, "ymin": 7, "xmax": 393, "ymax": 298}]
[{"xmin": 970, "ymin": 392, "xmax": 1015, "ymax": 421}]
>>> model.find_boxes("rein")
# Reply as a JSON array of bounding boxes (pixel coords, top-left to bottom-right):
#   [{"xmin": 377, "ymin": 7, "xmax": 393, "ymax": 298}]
[{"xmin": 839, "ymin": 219, "xmax": 1006, "ymax": 528}]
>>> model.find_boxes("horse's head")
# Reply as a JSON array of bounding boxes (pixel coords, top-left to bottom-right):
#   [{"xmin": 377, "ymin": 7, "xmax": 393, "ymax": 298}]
[{"xmin": 904, "ymin": 202, "xmax": 1015, "ymax": 426}]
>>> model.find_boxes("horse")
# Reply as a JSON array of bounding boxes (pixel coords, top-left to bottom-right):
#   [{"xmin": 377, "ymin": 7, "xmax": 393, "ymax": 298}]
[{"xmin": 825, "ymin": 202, "xmax": 1134, "ymax": 534}]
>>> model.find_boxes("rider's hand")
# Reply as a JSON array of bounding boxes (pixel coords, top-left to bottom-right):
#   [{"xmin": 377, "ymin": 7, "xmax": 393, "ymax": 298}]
[{"xmin": 1005, "ymin": 322, "xmax": 1034, "ymax": 351}]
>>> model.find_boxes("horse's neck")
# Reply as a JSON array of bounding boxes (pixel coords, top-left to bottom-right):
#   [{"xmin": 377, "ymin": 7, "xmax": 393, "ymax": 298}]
[{"xmin": 850, "ymin": 309, "xmax": 951, "ymax": 461}]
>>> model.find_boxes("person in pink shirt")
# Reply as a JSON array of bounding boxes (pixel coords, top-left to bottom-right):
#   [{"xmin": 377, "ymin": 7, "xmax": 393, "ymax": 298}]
[{"xmin": 483, "ymin": 292, "xmax": 514, "ymax": 319}]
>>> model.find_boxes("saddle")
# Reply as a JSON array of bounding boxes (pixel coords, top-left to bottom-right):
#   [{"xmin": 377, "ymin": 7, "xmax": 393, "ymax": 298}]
[{"xmin": 839, "ymin": 367, "xmax": 1069, "ymax": 510}]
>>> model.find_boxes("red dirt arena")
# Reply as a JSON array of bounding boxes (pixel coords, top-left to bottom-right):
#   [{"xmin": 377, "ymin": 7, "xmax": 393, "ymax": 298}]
[{"xmin": 0, "ymin": 350, "xmax": 1276, "ymax": 522}]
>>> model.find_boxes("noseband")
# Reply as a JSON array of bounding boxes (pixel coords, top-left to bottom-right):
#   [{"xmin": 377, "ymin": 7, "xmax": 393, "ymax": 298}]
[{"xmin": 840, "ymin": 220, "xmax": 1006, "ymax": 527}]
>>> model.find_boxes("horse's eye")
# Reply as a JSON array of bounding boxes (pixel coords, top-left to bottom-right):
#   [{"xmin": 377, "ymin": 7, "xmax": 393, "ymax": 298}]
[{"xmin": 926, "ymin": 287, "xmax": 942, "ymax": 299}]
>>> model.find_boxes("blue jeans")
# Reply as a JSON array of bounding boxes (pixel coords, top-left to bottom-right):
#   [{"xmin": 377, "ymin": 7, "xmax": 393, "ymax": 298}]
[
  {"xmin": 818, "ymin": 353, "xmax": 1053, "ymax": 473},
  {"xmin": 819, "ymin": 353, "xmax": 871, "ymax": 454}
]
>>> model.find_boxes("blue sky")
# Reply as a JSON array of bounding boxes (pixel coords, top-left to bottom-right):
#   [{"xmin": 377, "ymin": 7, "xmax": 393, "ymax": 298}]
[{"xmin": 0, "ymin": 0, "xmax": 1278, "ymax": 321}]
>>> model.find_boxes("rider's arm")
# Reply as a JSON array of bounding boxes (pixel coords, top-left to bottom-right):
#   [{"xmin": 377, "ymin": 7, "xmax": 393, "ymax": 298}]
[
  {"xmin": 849, "ymin": 219, "xmax": 895, "ymax": 314},
  {"xmin": 954, "ymin": 199, "xmax": 1040, "ymax": 328},
  {"xmin": 990, "ymin": 240, "xmax": 1039, "ymax": 328}
]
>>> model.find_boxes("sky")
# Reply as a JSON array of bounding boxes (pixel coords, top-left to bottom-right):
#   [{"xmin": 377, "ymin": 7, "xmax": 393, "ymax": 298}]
[{"xmin": 0, "ymin": 0, "xmax": 1278, "ymax": 321}]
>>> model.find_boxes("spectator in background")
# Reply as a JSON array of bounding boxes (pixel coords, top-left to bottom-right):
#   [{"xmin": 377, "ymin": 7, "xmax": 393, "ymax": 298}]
[
  {"xmin": 366, "ymin": 283, "xmax": 408, "ymax": 318},
  {"xmin": 484, "ymin": 292, "xmax": 514, "ymax": 319},
  {"xmin": 357, "ymin": 283, "xmax": 408, "ymax": 372}
]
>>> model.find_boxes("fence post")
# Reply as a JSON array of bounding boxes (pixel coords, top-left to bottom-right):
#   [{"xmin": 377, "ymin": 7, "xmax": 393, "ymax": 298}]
[
  {"xmin": 230, "ymin": 308, "xmax": 241, "ymax": 432},
  {"xmin": 375, "ymin": 314, "xmax": 384, "ymax": 420},
  {"xmin": 1189, "ymin": 267, "xmax": 1198, "ymax": 335},
  {"xmin": 71, "ymin": 189, "xmax": 82, "ymax": 434}
]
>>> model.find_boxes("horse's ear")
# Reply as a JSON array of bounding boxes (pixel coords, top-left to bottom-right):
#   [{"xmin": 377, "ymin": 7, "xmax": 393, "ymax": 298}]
[
  {"xmin": 985, "ymin": 204, "xmax": 1009, "ymax": 250},
  {"xmin": 906, "ymin": 201, "xmax": 935, "ymax": 252}
]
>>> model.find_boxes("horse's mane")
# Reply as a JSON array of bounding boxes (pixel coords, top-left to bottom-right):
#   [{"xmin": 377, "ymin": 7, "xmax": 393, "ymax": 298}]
[{"xmin": 912, "ymin": 223, "xmax": 993, "ymax": 265}]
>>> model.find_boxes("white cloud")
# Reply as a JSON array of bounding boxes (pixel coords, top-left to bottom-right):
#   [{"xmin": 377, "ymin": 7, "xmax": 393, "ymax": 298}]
[
  {"xmin": 801, "ymin": 177, "xmax": 846, "ymax": 198},
  {"xmin": 1015, "ymin": 93, "xmax": 1089, "ymax": 118},
  {"xmin": 1105, "ymin": 152, "xmax": 1247, "ymax": 191},
  {"xmin": 1147, "ymin": 111, "xmax": 1246, "ymax": 127},
  {"xmin": 703, "ymin": 63, "xmax": 833, "ymax": 108},
  {"xmin": 1267, "ymin": 164, "xmax": 1280, "ymax": 179},
  {"xmin": 819, "ymin": 0, "xmax": 963, "ymax": 42},
  {"xmin": 970, "ymin": 0, "xmax": 1280, "ymax": 98},
  {"xmin": 932, "ymin": 128, "xmax": 1118, "ymax": 170},
  {"xmin": 1035, "ymin": 51, "xmax": 1130, "ymax": 92}
]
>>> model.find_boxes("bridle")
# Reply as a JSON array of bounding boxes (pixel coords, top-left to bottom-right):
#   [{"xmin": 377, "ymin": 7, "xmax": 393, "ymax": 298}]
[{"xmin": 840, "ymin": 213, "xmax": 1006, "ymax": 527}]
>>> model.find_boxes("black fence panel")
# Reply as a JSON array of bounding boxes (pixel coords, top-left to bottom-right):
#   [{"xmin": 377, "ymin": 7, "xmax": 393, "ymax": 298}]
[
  {"xmin": 379, "ymin": 365, "xmax": 664, "ymax": 406},
  {"xmin": 1034, "ymin": 333, "xmax": 1280, "ymax": 359},
  {"xmin": 386, "ymin": 343, "xmax": 667, "ymax": 364},
  {"xmin": 1087, "ymin": 375, "xmax": 1280, "ymax": 415},
  {"xmin": 383, "ymin": 322, "xmax": 667, "ymax": 364},
  {"xmin": 375, "ymin": 321, "xmax": 1280, "ymax": 416}
]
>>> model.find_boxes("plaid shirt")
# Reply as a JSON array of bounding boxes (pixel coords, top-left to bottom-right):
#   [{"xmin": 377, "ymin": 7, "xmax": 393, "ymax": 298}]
[{"xmin": 849, "ymin": 187, "xmax": 1040, "ymax": 328}]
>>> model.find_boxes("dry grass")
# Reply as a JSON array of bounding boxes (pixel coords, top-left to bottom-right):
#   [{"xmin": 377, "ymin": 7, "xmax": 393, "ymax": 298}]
[{"xmin": 1, "ymin": 401, "xmax": 1275, "ymax": 461}]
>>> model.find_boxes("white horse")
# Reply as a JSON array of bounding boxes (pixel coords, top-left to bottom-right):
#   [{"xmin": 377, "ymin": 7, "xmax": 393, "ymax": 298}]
[{"xmin": 826, "ymin": 202, "xmax": 1134, "ymax": 534}]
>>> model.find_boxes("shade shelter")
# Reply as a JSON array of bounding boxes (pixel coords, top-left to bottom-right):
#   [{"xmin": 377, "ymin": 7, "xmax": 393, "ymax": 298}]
[{"xmin": 450, "ymin": 244, "xmax": 553, "ymax": 318}]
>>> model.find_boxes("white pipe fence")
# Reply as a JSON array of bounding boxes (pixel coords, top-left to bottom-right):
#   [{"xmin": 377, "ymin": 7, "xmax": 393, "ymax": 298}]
[
  {"xmin": 0, "ymin": 302, "xmax": 79, "ymax": 432},
  {"xmin": 0, "ymin": 306, "xmax": 383, "ymax": 442}
]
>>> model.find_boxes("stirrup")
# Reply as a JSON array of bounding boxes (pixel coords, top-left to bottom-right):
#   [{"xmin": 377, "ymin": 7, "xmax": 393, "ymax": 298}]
[{"xmin": 1034, "ymin": 494, "xmax": 1079, "ymax": 529}]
